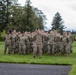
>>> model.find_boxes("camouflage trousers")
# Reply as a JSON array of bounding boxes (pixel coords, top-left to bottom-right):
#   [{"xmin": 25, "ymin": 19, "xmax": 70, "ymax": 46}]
[
  {"xmin": 11, "ymin": 42, "xmax": 17, "ymax": 54},
  {"xmin": 26, "ymin": 43, "xmax": 32, "ymax": 54},
  {"xmin": 4, "ymin": 42, "xmax": 11, "ymax": 54},
  {"xmin": 66, "ymin": 43, "xmax": 71, "ymax": 55},
  {"xmin": 55, "ymin": 42, "xmax": 63, "ymax": 53},
  {"xmin": 48, "ymin": 43, "xmax": 55, "ymax": 55},
  {"xmin": 15, "ymin": 43, "xmax": 19, "ymax": 54},
  {"xmin": 61, "ymin": 43, "xmax": 70, "ymax": 55},
  {"xmin": 19, "ymin": 44, "xmax": 26, "ymax": 55},
  {"xmin": 33, "ymin": 43, "xmax": 43, "ymax": 58},
  {"xmin": 43, "ymin": 42, "xmax": 48, "ymax": 53}
]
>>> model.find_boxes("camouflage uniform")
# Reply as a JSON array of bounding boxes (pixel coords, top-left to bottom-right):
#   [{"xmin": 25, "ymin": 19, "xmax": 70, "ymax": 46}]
[
  {"xmin": 33, "ymin": 30, "xmax": 43, "ymax": 58},
  {"xmin": 11, "ymin": 33, "xmax": 17, "ymax": 54},
  {"xmin": 61, "ymin": 32, "xmax": 69, "ymax": 55},
  {"xmin": 29, "ymin": 34, "xmax": 33, "ymax": 53},
  {"xmin": 4, "ymin": 32, "xmax": 12, "ymax": 54},
  {"xmin": 55, "ymin": 33, "xmax": 62, "ymax": 54},
  {"xmin": 42, "ymin": 33, "xmax": 48, "ymax": 53},
  {"xmin": 31, "ymin": 32, "xmax": 36, "ymax": 53},
  {"xmin": 48, "ymin": 31, "xmax": 55, "ymax": 55},
  {"xmin": 15, "ymin": 33, "xmax": 20, "ymax": 54},
  {"xmin": 25, "ymin": 33, "xmax": 31, "ymax": 54},
  {"xmin": 19, "ymin": 33, "xmax": 29, "ymax": 55},
  {"xmin": 67, "ymin": 32, "xmax": 74, "ymax": 53}
]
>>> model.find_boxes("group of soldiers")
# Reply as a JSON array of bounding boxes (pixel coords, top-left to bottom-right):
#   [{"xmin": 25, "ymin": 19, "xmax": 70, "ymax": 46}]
[{"xmin": 4, "ymin": 29, "xmax": 74, "ymax": 58}]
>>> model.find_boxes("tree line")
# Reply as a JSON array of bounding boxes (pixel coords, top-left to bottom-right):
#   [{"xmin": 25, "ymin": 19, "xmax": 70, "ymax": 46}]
[
  {"xmin": 0, "ymin": 0, "xmax": 47, "ymax": 32},
  {"xmin": 0, "ymin": 0, "xmax": 66, "ymax": 35}
]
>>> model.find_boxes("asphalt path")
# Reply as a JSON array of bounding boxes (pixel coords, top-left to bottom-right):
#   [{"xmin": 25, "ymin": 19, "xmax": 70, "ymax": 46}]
[{"xmin": 0, "ymin": 63, "xmax": 71, "ymax": 75}]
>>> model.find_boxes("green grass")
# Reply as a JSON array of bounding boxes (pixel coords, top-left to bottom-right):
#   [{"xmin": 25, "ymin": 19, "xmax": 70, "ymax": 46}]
[{"xmin": 0, "ymin": 41, "xmax": 76, "ymax": 75}]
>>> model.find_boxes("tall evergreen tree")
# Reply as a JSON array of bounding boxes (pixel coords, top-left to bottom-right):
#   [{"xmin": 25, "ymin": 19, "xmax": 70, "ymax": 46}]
[
  {"xmin": 51, "ymin": 12, "xmax": 65, "ymax": 34},
  {"xmin": 22, "ymin": 0, "xmax": 45, "ymax": 31}
]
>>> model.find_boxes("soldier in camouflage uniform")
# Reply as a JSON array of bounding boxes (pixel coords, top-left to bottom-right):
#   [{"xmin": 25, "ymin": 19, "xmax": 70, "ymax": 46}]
[
  {"xmin": 25, "ymin": 32, "xmax": 31, "ymax": 54},
  {"xmin": 4, "ymin": 29, "xmax": 73, "ymax": 56},
  {"xmin": 15, "ymin": 32, "xmax": 20, "ymax": 54},
  {"xmin": 48, "ymin": 30, "xmax": 55, "ymax": 55},
  {"xmin": 11, "ymin": 30, "xmax": 17, "ymax": 54},
  {"xmin": 61, "ymin": 32, "xmax": 69, "ymax": 55},
  {"xmin": 67, "ymin": 31, "xmax": 74, "ymax": 53},
  {"xmin": 42, "ymin": 31, "xmax": 48, "ymax": 53},
  {"xmin": 55, "ymin": 32, "xmax": 62, "ymax": 54},
  {"xmin": 31, "ymin": 32, "xmax": 36, "ymax": 53},
  {"xmin": 19, "ymin": 32, "xmax": 29, "ymax": 55},
  {"xmin": 4, "ymin": 31, "xmax": 12, "ymax": 54},
  {"xmin": 33, "ymin": 29, "xmax": 43, "ymax": 58}
]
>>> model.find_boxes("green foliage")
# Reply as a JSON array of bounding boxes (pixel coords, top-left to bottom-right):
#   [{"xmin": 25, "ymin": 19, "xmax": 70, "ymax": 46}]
[
  {"xmin": 73, "ymin": 34, "xmax": 76, "ymax": 41},
  {"xmin": 6, "ymin": 0, "xmax": 46, "ymax": 32},
  {"xmin": 0, "ymin": 1, "xmax": 7, "ymax": 32},
  {"xmin": 0, "ymin": 0, "xmax": 18, "ymax": 32},
  {"xmin": 0, "ymin": 30, "xmax": 6, "ymax": 41},
  {"xmin": 51, "ymin": 12, "xmax": 65, "ymax": 34},
  {"xmin": 0, "ymin": 0, "xmax": 46, "ymax": 32},
  {"xmin": 1, "ymin": 30, "xmax": 6, "ymax": 37},
  {"xmin": 0, "ymin": 37, "xmax": 3, "ymax": 41}
]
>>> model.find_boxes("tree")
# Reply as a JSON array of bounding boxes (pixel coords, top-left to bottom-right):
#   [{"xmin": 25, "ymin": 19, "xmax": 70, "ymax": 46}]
[
  {"xmin": 6, "ymin": 5, "xmax": 24, "ymax": 30},
  {"xmin": 0, "ymin": 0, "xmax": 6, "ymax": 32},
  {"xmin": 24, "ymin": 0, "xmax": 46, "ymax": 31},
  {"xmin": 0, "ymin": 0, "xmax": 18, "ymax": 32},
  {"xmin": 6, "ymin": 0, "xmax": 46, "ymax": 32},
  {"xmin": 51, "ymin": 12, "xmax": 65, "ymax": 34},
  {"xmin": 25, "ymin": 0, "xmax": 38, "ymax": 31}
]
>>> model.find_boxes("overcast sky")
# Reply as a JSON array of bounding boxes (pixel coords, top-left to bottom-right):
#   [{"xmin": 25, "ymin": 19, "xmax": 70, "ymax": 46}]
[{"xmin": 18, "ymin": 0, "xmax": 76, "ymax": 31}]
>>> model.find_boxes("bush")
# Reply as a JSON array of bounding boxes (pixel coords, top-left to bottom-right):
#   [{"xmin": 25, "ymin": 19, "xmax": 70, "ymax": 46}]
[
  {"xmin": 73, "ymin": 34, "xmax": 76, "ymax": 41},
  {"xmin": 0, "ymin": 37, "xmax": 4, "ymax": 41},
  {"xmin": 0, "ymin": 30, "xmax": 6, "ymax": 41}
]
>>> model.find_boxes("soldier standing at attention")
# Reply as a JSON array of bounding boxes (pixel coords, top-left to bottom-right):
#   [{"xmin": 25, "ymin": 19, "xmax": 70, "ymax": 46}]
[
  {"xmin": 11, "ymin": 29, "xmax": 17, "ymax": 54},
  {"xmin": 4, "ymin": 31, "xmax": 12, "ymax": 54},
  {"xmin": 25, "ymin": 32, "xmax": 31, "ymax": 54},
  {"xmin": 61, "ymin": 32, "xmax": 69, "ymax": 56},
  {"xmin": 47, "ymin": 30, "xmax": 55, "ymax": 55},
  {"xmin": 42, "ymin": 31, "xmax": 48, "ymax": 53},
  {"xmin": 33, "ymin": 29, "xmax": 43, "ymax": 58},
  {"xmin": 19, "ymin": 31, "xmax": 29, "ymax": 55},
  {"xmin": 67, "ymin": 31, "xmax": 74, "ymax": 53},
  {"xmin": 55, "ymin": 31, "xmax": 62, "ymax": 54},
  {"xmin": 15, "ymin": 31, "xmax": 20, "ymax": 54}
]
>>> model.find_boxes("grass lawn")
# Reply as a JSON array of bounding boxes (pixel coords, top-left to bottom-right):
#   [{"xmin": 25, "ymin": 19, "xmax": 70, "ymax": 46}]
[{"xmin": 0, "ymin": 41, "xmax": 76, "ymax": 75}]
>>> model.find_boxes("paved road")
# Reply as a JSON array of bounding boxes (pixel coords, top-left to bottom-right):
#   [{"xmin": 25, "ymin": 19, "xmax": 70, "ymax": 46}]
[{"xmin": 0, "ymin": 63, "xmax": 71, "ymax": 75}]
